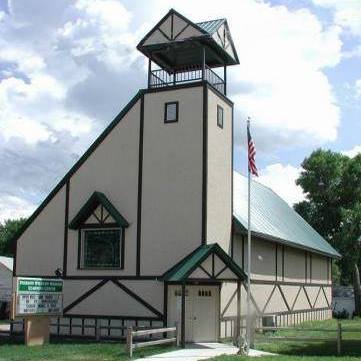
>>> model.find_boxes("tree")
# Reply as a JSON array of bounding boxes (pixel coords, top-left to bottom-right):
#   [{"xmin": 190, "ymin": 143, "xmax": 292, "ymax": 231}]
[
  {"xmin": 0, "ymin": 218, "xmax": 27, "ymax": 256},
  {"xmin": 294, "ymin": 150, "xmax": 361, "ymax": 315}
]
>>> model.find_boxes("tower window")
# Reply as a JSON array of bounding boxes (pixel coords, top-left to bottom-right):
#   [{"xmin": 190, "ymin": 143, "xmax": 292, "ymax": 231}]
[
  {"xmin": 217, "ymin": 105, "xmax": 224, "ymax": 129},
  {"xmin": 164, "ymin": 102, "xmax": 178, "ymax": 123}
]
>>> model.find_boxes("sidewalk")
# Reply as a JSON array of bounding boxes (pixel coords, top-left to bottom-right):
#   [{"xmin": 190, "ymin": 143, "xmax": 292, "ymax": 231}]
[{"xmin": 134, "ymin": 342, "xmax": 276, "ymax": 361}]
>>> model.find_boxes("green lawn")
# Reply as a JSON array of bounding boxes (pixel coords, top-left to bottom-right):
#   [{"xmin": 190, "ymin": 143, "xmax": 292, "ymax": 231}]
[
  {"xmin": 210, "ymin": 318, "xmax": 361, "ymax": 361},
  {"xmin": 0, "ymin": 337, "xmax": 175, "ymax": 361}
]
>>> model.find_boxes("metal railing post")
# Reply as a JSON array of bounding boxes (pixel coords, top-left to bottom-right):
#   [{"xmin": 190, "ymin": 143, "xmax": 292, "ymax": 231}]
[
  {"xmin": 175, "ymin": 322, "xmax": 180, "ymax": 347},
  {"xmin": 337, "ymin": 321, "xmax": 342, "ymax": 355},
  {"xmin": 127, "ymin": 326, "xmax": 133, "ymax": 358}
]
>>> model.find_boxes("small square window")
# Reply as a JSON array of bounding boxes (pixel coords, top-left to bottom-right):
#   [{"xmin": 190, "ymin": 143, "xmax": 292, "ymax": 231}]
[
  {"xmin": 217, "ymin": 105, "xmax": 224, "ymax": 128},
  {"xmin": 164, "ymin": 102, "xmax": 178, "ymax": 123}
]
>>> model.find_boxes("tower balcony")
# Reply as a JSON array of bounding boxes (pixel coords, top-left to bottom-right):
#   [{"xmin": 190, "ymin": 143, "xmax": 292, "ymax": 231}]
[{"xmin": 148, "ymin": 65, "xmax": 226, "ymax": 95}]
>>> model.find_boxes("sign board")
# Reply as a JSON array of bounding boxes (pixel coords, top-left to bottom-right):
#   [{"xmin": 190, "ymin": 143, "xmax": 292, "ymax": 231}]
[{"xmin": 16, "ymin": 278, "xmax": 63, "ymax": 316}]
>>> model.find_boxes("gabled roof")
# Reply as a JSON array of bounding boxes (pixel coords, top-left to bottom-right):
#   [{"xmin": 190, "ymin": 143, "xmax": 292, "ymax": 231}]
[
  {"xmin": 233, "ymin": 172, "xmax": 341, "ymax": 259},
  {"xmin": 137, "ymin": 9, "xmax": 239, "ymax": 70},
  {"xmin": 0, "ymin": 256, "xmax": 13, "ymax": 271},
  {"xmin": 162, "ymin": 243, "xmax": 247, "ymax": 282},
  {"xmin": 69, "ymin": 191, "xmax": 129, "ymax": 229}
]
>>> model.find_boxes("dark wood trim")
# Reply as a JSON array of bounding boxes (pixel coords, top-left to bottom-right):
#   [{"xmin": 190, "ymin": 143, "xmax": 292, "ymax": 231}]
[
  {"xmin": 79, "ymin": 223, "xmax": 119, "ymax": 229},
  {"xmin": 278, "ymin": 284, "xmax": 291, "ymax": 311},
  {"xmin": 136, "ymin": 94, "xmax": 145, "ymax": 276},
  {"xmin": 64, "ymin": 314, "xmax": 162, "ymax": 321},
  {"xmin": 211, "ymin": 252, "xmax": 215, "ymax": 277},
  {"xmin": 170, "ymin": 12, "xmax": 174, "ymax": 39},
  {"xmin": 214, "ymin": 265, "xmax": 228, "ymax": 279},
  {"xmin": 221, "ymin": 288, "xmax": 237, "ymax": 317},
  {"xmin": 242, "ymin": 235, "xmax": 245, "ymax": 269},
  {"xmin": 174, "ymin": 23, "xmax": 190, "ymax": 40},
  {"xmin": 77, "ymin": 229, "xmax": 81, "ymax": 269},
  {"xmin": 181, "ymin": 283, "xmax": 185, "ymax": 348},
  {"xmin": 262, "ymin": 285, "xmax": 276, "ymax": 313},
  {"xmin": 236, "ymin": 281, "xmax": 240, "ymax": 338},
  {"xmin": 64, "ymin": 275, "xmax": 161, "ymax": 280},
  {"xmin": 201, "ymin": 83, "xmax": 208, "ymax": 245},
  {"xmin": 63, "ymin": 180, "xmax": 70, "ymax": 276},
  {"xmin": 121, "ymin": 228, "xmax": 125, "ymax": 270},
  {"xmin": 302, "ymin": 286, "xmax": 313, "ymax": 309},
  {"xmin": 282, "ymin": 245, "xmax": 285, "ymax": 281},
  {"xmin": 199, "ymin": 265, "xmax": 212, "ymax": 278},
  {"xmin": 111, "ymin": 280, "xmax": 163, "ymax": 318},
  {"xmin": 164, "ymin": 101, "xmax": 179, "ymax": 123},
  {"xmin": 291, "ymin": 286, "xmax": 302, "ymax": 311},
  {"xmin": 250, "ymin": 279, "xmax": 331, "ymax": 287},
  {"xmin": 275, "ymin": 244, "xmax": 278, "ymax": 282},
  {"xmin": 163, "ymin": 283, "xmax": 168, "ymax": 326},
  {"xmin": 312, "ymin": 286, "xmax": 322, "ymax": 308},
  {"xmin": 321, "ymin": 286, "xmax": 331, "ymax": 308},
  {"xmin": 63, "ymin": 280, "xmax": 108, "ymax": 313}
]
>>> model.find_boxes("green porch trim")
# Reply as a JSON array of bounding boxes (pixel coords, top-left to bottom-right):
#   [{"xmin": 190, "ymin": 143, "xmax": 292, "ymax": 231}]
[
  {"xmin": 161, "ymin": 243, "xmax": 247, "ymax": 282},
  {"xmin": 69, "ymin": 191, "xmax": 129, "ymax": 229}
]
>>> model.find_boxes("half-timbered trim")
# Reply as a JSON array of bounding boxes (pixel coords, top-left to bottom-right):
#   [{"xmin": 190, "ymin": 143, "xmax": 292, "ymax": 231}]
[{"xmin": 63, "ymin": 180, "xmax": 70, "ymax": 276}]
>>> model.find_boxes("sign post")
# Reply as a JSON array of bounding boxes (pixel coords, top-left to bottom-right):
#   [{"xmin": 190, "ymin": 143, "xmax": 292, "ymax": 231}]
[{"xmin": 13, "ymin": 277, "xmax": 63, "ymax": 346}]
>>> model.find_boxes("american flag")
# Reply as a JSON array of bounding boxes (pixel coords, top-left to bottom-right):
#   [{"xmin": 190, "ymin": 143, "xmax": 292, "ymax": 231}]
[{"xmin": 247, "ymin": 120, "xmax": 258, "ymax": 177}]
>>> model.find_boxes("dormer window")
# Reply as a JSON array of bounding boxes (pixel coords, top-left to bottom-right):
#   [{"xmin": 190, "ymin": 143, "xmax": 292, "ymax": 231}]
[{"xmin": 69, "ymin": 191, "xmax": 129, "ymax": 270}]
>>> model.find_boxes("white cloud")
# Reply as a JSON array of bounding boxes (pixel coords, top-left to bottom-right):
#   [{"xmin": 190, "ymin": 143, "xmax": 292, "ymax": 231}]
[
  {"xmin": 355, "ymin": 79, "xmax": 361, "ymax": 98},
  {"xmin": 0, "ymin": 194, "xmax": 36, "ymax": 222},
  {"xmin": 342, "ymin": 145, "xmax": 361, "ymax": 158},
  {"xmin": 312, "ymin": 0, "xmax": 361, "ymax": 37},
  {"xmin": 257, "ymin": 163, "xmax": 305, "ymax": 205},
  {"xmin": 0, "ymin": 0, "xmax": 346, "ymax": 219}
]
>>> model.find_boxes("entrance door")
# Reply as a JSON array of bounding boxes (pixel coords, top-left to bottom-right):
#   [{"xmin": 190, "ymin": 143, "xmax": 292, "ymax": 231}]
[{"xmin": 168, "ymin": 285, "xmax": 219, "ymax": 342}]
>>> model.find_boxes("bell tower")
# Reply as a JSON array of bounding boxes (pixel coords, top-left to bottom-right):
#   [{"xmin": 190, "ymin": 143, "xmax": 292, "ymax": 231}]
[{"xmin": 136, "ymin": 9, "xmax": 239, "ymax": 274}]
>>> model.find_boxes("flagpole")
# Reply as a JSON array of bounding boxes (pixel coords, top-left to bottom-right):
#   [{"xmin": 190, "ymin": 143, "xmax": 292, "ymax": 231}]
[{"xmin": 246, "ymin": 117, "xmax": 252, "ymax": 354}]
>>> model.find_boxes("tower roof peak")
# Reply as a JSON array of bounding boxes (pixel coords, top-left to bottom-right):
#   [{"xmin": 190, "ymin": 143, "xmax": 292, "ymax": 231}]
[{"xmin": 137, "ymin": 9, "xmax": 239, "ymax": 71}]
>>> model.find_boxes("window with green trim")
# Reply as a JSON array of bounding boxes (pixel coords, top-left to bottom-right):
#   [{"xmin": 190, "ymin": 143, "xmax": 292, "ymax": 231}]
[{"xmin": 80, "ymin": 229, "xmax": 121, "ymax": 269}]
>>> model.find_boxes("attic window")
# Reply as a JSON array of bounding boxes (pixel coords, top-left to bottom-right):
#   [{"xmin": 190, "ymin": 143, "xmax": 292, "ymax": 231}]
[{"xmin": 164, "ymin": 102, "xmax": 178, "ymax": 123}]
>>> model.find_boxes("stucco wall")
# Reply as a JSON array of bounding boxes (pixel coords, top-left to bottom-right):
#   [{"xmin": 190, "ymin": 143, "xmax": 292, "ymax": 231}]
[
  {"xmin": 16, "ymin": 185, "xmax": 66, "ymax": 276},
  {"xmin": 140, "ymin": 87, "xmax": 204, "ymax": 274},
  {"xmin": 206, "ymin": 89, "xmax": 232, "ymax": 253}
]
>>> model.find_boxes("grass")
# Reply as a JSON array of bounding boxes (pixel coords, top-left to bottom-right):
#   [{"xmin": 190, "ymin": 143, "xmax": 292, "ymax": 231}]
[
  {"xmin": 0, "ymin": 337, "xmax": 176, "ymax": 361},
  {"xmin": 209, "ymin": 318, "xmax": 361, "ymax": 361}
]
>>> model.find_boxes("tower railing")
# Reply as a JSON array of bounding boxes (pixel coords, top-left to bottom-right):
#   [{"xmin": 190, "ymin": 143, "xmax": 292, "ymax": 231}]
[{"xmin": 149, "ymin": 65, "xmax": 225, "ymax": 95}]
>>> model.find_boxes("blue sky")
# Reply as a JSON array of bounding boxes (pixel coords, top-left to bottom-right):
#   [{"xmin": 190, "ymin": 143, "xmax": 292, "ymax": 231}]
[{"xmin": 0, "ymin": 0, "xmax": 360, "ymax": 220}]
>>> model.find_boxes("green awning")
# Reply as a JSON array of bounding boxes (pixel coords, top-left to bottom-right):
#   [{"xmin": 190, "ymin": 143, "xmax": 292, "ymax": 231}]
[
  {"xmin": 69, "ymin": 191, "xmax": 129, "ymax": 229},
  {"xmin": 162, "ymin": 243, "xmax": 247, "ymax": 282}
]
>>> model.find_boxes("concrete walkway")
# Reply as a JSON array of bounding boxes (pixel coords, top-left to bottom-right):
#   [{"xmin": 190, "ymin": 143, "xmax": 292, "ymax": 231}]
[{"xmin": 134, "ymin": 343, "xmax": 276, "ymax": 361}]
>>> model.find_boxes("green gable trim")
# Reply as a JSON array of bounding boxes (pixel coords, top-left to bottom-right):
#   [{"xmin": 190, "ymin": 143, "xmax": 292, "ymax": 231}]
[
  {"xmin": 161, "ymin": 243, "xmax": 247, "ymax": 282},
  {"xmin": 69, "ymin": 192, "xmax": 129, "ymax": 230},
  {"xmin": 11, "ymin": 90, "xmax": 144, "ymax": 247}
]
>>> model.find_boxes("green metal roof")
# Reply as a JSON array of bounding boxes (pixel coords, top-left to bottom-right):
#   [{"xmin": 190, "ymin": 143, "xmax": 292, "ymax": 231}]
[
  {"xmin": 196, "ymin": 19, "xmax": 226, "ymax": 35},
  {"xmin": 233, "ymin": 172, "xmax": 341, "ymax": 258},
  {"xmin": 162, "ymin": 243, "xmax": 247, "ymax": 282},
  {"xmin": 69, "ymin": 191, "xmax": 129, "ymax": 229}
]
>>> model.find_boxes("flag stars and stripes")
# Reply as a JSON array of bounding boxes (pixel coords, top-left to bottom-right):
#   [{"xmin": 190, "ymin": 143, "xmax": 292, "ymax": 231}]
[{"xmin": 247, "ymin": 119, "xmax": 258, "ymax": 177}]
